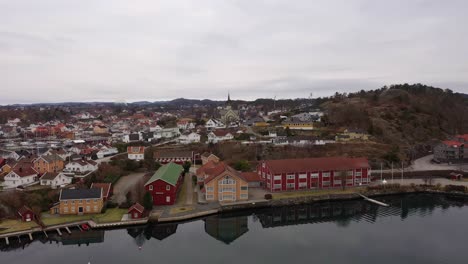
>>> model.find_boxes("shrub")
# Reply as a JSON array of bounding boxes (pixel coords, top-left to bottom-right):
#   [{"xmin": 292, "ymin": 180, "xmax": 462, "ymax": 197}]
[
  {"xmin": 264, "ymin": 194, "xmax": 273, "ymax": 200},
  {"xmin": 107, "ymin": 201, "xmax": 118, "ymax": 208},
  {"xmin": 444, "ymin": 185, "xmax": 467, "ymax": 193}
]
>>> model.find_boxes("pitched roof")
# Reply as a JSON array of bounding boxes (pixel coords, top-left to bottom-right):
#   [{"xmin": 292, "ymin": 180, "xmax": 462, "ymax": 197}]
[
  {"xmin": 211, "ymin": 130, "xmax": 232, "ymax": 137},
  {"xmin": 18, "ymin": 206, "xmax": 33, "ymax": 216},
  {"xmin": 263, "ymin": 157, "xmax": 370, "ymax": 174},
  {"xmin": 240, "ymin": 172, "xmax": 262, "ymax": 182},
  {"xmin": 145, "ymin": 163, "xmax": 183, "ymax": 186},
  {"xmin": 36, "ymin": 153, "xmax": 64, "ymax": 163},
  {"xmin": 129, "ymin": 203, "xmax": 144, "ymax": 213},
  {"xmin": 90, "ymin": 183, "xmax": 112, "ymax": 198},
  {"xmin": 204, "ymin": 164, "xmax": 246, "ymax": 184},
  {"xmin": 40, "ymin": 172, "xmax": 60, "ymax": 180},
  {"xmin": 127, "ymin": 146, "xmax": 145, "ymax": 154},
  {"xmin": 442, "ymin": 140, "xmax": 464, "ymax": 147},
  {"xmin": 456, "ymin": 134, "xmax": 468, "ymax": 141},
  {"xmin": 11, "ymin": 166, "xmax": 37, "ymax": 177},
  {"xmin": 196, "ymin": 160, "xmax": 219, "ymax": 175},
  {"xmin": 60, "ymin": 188, "xmax": 102, "ymax": 200}
]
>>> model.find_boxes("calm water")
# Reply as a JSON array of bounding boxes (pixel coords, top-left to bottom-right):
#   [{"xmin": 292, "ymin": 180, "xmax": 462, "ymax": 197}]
[{"xmin": 1, "ymin": 194, "xmax": 468, "ymax": 264}]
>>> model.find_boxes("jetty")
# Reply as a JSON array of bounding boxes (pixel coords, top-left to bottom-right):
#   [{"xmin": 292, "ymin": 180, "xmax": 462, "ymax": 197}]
[{"xmin": 358, "ymin": 194, "xmax": 390, "ymax": 207}]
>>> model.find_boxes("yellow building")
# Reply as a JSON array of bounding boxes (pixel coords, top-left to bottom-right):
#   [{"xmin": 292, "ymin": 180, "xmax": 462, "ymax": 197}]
[
  {"xmin": 33, "ymin": 154, "xmax": 65, "ymax": 174},
  {"xmin": 93, "ymin": 125, "xmax": 109, "ymax": 134},
  {"xmin": 51, "ymin": 188, "xmax": 104, "ymax": 215},
  {"xmin": 282, "ymin": 117, "xmax": 314, "ymax": 130},
  {"xmin": 204, "ymin": 165, "xmax": 249, "ymax": 202},
  {"xmin": 336, "ymin": 129, "xmax": 369, "ymax": 142}
]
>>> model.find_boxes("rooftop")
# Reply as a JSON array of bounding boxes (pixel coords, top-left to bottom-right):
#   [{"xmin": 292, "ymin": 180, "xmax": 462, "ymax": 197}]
[
  {"xmin": 145, "ymin": 162, "xmax": 183, "ymax": 186},
  {"xmin": 60, "ymin": 188, "xmax": 102, "ymax": 200},
  {"xmin": 262, "ymin": 157, "xmax": 370, "ymax": 174}
]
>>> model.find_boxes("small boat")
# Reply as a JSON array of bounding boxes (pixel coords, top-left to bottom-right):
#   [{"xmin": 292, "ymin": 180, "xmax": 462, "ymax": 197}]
[{"xmin": 81, "ymin": 224, "xmax": 90, "ymax": 231}]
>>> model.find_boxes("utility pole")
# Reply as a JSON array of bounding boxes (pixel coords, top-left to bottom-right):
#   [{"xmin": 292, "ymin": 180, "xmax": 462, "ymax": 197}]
[
  {"xmin": 380, "ymin": 162, "xmax": 383, "ymax": 182},
  {"xmin": 401, "ymin": 161, "xmax": 404, "ymax": 183},
  {"xmin": 391, "ymin": 162, "xmax": 394, "ymax": 183}
]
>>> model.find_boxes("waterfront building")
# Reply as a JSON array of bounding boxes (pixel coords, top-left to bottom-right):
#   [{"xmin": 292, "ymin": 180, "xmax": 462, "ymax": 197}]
[
  {"xmin": 203, "ymin": 163, "xmax": 249, "ymax": 202},
  {"xmin": 144, "ymin": 163, "xmax": 184, "ymax": 205},
  {"xmin": 51, "ymin": 188, "xmax": 104, "ymax": 215},
  {"xmin": 257, "ymin": 157, "xmax": 371, "ymax": 192}
]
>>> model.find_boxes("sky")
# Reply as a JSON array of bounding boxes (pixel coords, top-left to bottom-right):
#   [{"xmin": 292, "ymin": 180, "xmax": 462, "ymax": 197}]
[{"xmin": 1, "ymin": 0, "xmax": 468, "ymax": 104}]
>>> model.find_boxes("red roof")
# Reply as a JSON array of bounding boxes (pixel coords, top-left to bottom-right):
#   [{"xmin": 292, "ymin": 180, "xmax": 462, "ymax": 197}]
[
  {"xmin": 91, "ymin": 183, "xmax": 112, "ymax": 198},
  {"xmin": 129, "ymin": 203, "xmax": 144, "ymax": 213},
  {"xmin": 18, "ymin": 206, "xmax": 34, "ymax": 217},
  {"xmin": 211, "ymin": 130, "xmax": 232, "ymax": 137},
  {"xmin": 196, "ymin": 160, "xmax": 218, "ymax": 175},
  {"xmin": 240, "ymin": 172, "xmax": 262, "ymax": 182},
  {"xmin": 262, "ymin": 157, "xmax": 370, "ymax": 174},
  {"xmin": 442, "ymin": 140, "xmax": 463, "ymax": 147},
  {"xmin": 455, "ymin": 134, "xmax": 468, "ymax": 142},
  {"xmin": 204, "ymin": 164, "xmax": 246, "ymax": 184},
  {"xmin": 12, "ymin": 166, "xmax": 37, "ymax": 177},
  {"xmin": 127, "ymin": 146, "xmax": 145, "ymax": 154}
]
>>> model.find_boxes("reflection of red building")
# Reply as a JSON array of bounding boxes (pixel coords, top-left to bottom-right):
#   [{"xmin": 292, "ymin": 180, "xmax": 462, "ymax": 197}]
[{"xmin": 257, "ymin": 157, "xmax": 371, "ymax": 192}]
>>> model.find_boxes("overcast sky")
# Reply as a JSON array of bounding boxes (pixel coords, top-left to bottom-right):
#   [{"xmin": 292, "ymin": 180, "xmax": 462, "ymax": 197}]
[{"xmin": 1, "ymin": 0, "xmax": 468, "ymax": 104}]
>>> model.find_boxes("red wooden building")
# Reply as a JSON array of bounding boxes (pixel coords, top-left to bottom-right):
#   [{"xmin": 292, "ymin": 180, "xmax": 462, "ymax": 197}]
[
  {"xmin": 128, "ymin": 203, "xmax": 145, "ymax": 219},
  {"xmin": 18, "ymin": 206, "xmax": 35, "ymax": 222},
  {"xmin": 257, "ymin": 157, "xmax": 371, "ymax": 192},
  {"xmin": 144, "ymin": 163, "xmax": 184, "ymax": 205}
]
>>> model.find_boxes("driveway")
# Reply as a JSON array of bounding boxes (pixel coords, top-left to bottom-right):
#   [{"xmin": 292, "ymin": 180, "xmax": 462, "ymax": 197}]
[
  {"xmin": 409, "ymin": 155, "xmax": 468, "ymax": 172},
  {"xmin": 111, "ymin": 172, "xmax": 146, "ymax": 204}
]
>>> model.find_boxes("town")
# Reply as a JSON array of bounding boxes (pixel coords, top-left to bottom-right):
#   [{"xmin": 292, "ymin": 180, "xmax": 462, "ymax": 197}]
[{"xmin": 0, "ymin": 84, "xmax": 467, "ymax": 244}]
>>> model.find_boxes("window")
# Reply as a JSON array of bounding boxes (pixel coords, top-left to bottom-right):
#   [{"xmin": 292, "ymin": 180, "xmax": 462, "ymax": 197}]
[
  {"xmin": 287, "ymin": 174, "xmax": 295, "ymax": 180},
  {"xmin": 71, "ymin": 207, "xmax": 75, "ymax": 212},
  {"xmin": 299, "ymin": 173, "xmax": 307, "ymax": 179},
  {"xmin": 166, "ymin": 185, "xmax": 170, "ymax": 191},
  {"xmin": 274, "ymin": 175, "xmax": 282, "ymax": 180},
  {"xmin": 64, "ymin": 207, "xmax": 68, "ymax": 213},
  {"xmin": 287, "ymin": 183, "xmax": 295, "ymax": 189},
  {"xmin": 64, "ymin": 201, "xmax": 68, "ymax": 205},
  {"xmin": 322, "ymin": 181, "xmax": 330, "ymax": 187},
  {"xmin": 355, "ymin": 171, "xmax": 362, "ymax": 177},
  {"xmin": 240, "ymin": 194, "xmax": 248, "ymax": 199},
  {"xmin": 334, "ymin": 180, "xmax": 342, "ymax": 185},
  {"xmin": 347, "ymin": 170, "xmax": 353, "ymax": 176},
  {"xmin": 322, "ymin": 172, "xmax": 330, "ymax": 177},
  {"xmin": 241, "ymin": 186, "xmax": 248, "ymax": 191},
  {"xmin": 310, "ymin": 172, "xmax": 319, "ymax": 178},
  {"xmin": 299, "ymin": 182, "xmax": 307, "ymax": 188},
  {"xmin": 207, "ymin": 187, "xmax": 214, "ymax": 191},
  {"xmin": 86, "ymin": 206, "xmax": 90, "ymax": 212},
  {"xmin": 206, "ymin": 194, "xmax": 214, "ymax": 200},
  {"xmin": 274, "ymin": 184, "xmax": 281, "ymax": 189},
  {"xmin": 94, "ymin": 199, "xmax": 98, "ymax": 202},
  {"xmin": 149, "ymin": 185, "xmax": 153, "ymax": 191},
  {"xmin": 267, "ymin": 174, "xmax": 271, "ymax": 179},
  {"xmin": 79, "ymin": 200, "xmax": 83, "ymax": 204},
  {"xmin": 86, "ymin": 199, "xmax": 90, "ymax": 203},
  {"xmin": 355, "ymin": 178, "xmax": 361, "ymax": 184},
  {"xmin": 94, "ymin": 205, "xmax": 98, "ymax": 212}
]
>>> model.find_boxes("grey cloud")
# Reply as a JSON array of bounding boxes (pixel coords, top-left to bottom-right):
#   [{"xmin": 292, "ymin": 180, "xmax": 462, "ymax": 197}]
[{"xmin": 0, "ymin": 0, "xmax": 467, "ymax": 104}]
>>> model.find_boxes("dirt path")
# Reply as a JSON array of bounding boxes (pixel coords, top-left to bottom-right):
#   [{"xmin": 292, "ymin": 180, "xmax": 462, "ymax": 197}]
[
  {"xmin": 185, "ymin": 173, "xmax": 193, "ymax": 205},
  {"xmin": 111, "ymin": 172, "xmax": 146, "ymax": 205}
]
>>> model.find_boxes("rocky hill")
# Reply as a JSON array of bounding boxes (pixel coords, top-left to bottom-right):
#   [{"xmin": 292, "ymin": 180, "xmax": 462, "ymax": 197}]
[{"xmin": 322, "ymin": 84, "xmax": 468, "ymax": 152}]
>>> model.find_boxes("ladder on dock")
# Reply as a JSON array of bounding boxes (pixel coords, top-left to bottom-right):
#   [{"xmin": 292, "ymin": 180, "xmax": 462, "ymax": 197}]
[{"xmin": 358, "ymin": 194, "xmax": 390, "ymax": 207}]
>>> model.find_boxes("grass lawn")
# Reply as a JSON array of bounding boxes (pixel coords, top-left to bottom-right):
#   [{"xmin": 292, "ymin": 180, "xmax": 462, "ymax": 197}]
[
  {"xmin": 272, "ymin": 187, "xmax": 364, "ymax": 200},
  {"xmin": 41, "ymin": 208, "xmax": 127, "ymax": 226},
  {"xmin": 41, "ymin": 214, "xmax": 92, "ymax": 226},
  {"xmin": 0, "ymin": 219, "xmax": 39, "ymax": 234},
  {"xmin": 93, "ymin": 208, "xmax": 127, "ymax": 223},
  {"xmin": 169, "ymin": 206, "xmax": 194, "ymax": 215}
]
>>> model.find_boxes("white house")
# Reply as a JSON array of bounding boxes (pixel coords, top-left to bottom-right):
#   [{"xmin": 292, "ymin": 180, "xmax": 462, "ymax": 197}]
[
  {"xmin": 157, "ymin": 127, "xmax": 180, "ymax": 139},
  {"xmin": 127, "ymin": 146, "xmax": 145, "ymax": 161},
  {"xmin": 177, "ymin": 121, "xmax": 195, "ymax": 130},
  {"xmin": 40, "ymin": 172, "xmax": 73, "ymax": 188},
  {"xmin": 64, "ymin": 160, "xmax": 98, "ymax": 173},
  {"xmin": 96, "ymin": 147, "xmax": 118, "ymax": 159},
  {"xmin": 149, "ymin": 125, "xmax": 162, "ymax": 132},
  {"xmin": 207, "ymin": 130, "xmax": 234, "ymax": 143},
  {"xmin": 179, "ymin": 132, "xmax": 201, "ymax": 144},
  {"xmin": 0, "ymin": 149, "xmax": 21, "ymax": 160},
  {"xmin": 3, "ymin": 167, "xmax": 38, "ymax": 189},
  {"xmin": 205, "ymin": 119, "xmax": 225, "ymax": 130}
]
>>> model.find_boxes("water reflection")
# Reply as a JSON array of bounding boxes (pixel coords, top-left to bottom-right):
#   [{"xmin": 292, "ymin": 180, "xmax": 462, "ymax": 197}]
[{"xmin": 1, "ymin": 194, "xmax": 467, "ymax": 252}]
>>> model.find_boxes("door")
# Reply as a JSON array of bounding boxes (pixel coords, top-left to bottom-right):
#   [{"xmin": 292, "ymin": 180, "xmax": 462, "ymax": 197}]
[
  {"xmin": 78, "ymin": 207, "xmax": 84, "ymax": 214},
  {"xmin": 133, "ymin": 213, "xmax": 138, "ymax": 219},
  {"xmin": 166, "ymin": 196, "xmax": 170, "ymax": 203}
]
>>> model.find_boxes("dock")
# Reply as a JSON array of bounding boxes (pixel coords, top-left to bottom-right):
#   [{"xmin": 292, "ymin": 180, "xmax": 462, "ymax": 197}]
[{"xmin": 358, "ymin": 194, "xmax": 390, "ymax": 207}]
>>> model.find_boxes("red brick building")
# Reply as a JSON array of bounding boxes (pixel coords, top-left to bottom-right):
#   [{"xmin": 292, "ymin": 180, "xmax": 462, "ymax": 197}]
[{"xmin": 257, "ymin": 157, "xmax": 371, "ymax": 192}]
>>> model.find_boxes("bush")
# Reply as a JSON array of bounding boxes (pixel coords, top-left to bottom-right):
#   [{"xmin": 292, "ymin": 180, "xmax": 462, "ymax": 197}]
[
  {"xmin": 107, "ymin": 201, "xmax": 118, "ymax": 208},
  {"xmin": 444, "ymin": 185, "xmax": 467, "ymax": 193},
  {"xmin": 264, "ymin": 194, "xmax": 273, "ymax": 200}
]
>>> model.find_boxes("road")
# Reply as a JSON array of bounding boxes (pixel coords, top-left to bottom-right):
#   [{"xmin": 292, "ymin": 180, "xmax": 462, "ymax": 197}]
[
  {"xmin": 111, "ymin": 172, "xmax": 146, "ymax": 204},
  {"xmin": 379, "ymin": 155, "xmax": 468, "ymax": 173},
  {"xmin": 371, "ymin": 178, "xmax": 468, "ymax": 187}
]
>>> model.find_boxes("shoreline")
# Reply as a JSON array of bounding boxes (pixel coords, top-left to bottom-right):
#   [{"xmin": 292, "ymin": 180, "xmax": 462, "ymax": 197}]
[{"xmin": 1, "ymin": 189, "xmax": 467, "ymax": 241}]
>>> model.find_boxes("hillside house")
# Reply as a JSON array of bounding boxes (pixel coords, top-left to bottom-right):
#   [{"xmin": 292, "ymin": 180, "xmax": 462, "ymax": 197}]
[
  {"xmin": 40, "ymin": 172, "xmax": 73, "ymax": 188},
  {"xmin": 128, "ymin": 146, "xmax": 145, "ymax": 161}
]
